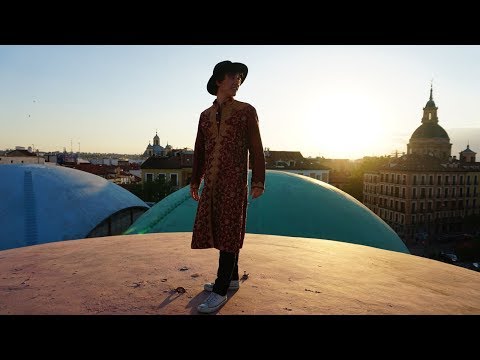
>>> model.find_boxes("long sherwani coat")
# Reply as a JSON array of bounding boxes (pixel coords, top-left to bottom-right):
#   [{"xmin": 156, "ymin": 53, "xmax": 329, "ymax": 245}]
[{"xmin": 190, "ymin": 98, "xmax": 265, "ymax": 253}]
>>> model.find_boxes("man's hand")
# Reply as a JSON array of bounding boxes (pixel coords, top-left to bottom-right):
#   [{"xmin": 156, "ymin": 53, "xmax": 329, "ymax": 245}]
[
  {"xmin": 190, "ymin": 187, "xmax": 200, "ymax": 201},
  {"xmin": 250, "ymin": 187, "xmax": 264, "ymax": 199}
]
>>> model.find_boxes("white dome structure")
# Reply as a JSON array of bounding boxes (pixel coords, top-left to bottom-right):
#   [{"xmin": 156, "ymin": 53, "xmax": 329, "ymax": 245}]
[{"xmin": 0, "ymin": 164, "xmax": 149, "ymax": 251}]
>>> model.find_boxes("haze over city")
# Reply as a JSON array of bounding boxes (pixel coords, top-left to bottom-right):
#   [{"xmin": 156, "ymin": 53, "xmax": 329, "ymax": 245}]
[{"xmin": 1, "ymin": 45, "xmax": 479, "ymax": 159}]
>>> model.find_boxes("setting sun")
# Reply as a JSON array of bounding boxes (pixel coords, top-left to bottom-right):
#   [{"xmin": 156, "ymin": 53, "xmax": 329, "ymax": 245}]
[{"xmin": 303, "ymin": 92, "xmax": 386, "ymax": 158}]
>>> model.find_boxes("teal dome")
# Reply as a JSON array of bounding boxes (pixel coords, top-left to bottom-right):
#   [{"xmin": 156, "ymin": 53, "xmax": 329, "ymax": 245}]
[{"xmin": 125, "ymin": 170, "xmax": 409, "ymax": 254}]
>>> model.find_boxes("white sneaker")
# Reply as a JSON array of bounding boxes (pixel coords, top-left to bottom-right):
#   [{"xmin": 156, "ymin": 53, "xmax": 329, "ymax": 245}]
[
  {"xmin": 197, "ymin": 292, "xmax": 227, "ymax": 314},
  {"xmin": 204, "ymin": 280, "xmax": 240, "ymax": 292}
]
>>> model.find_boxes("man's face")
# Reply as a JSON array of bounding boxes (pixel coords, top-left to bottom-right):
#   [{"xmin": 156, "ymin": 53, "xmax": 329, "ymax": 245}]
[{"xmin": 216, "ymin": 72, "xmax": 243, "ymax": 97}]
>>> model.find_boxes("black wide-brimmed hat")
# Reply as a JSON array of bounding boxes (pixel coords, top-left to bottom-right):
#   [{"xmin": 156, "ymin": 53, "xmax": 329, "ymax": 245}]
[{"xmin": 207, "ymin": 60, "xmax": 248, "ymax": 95}]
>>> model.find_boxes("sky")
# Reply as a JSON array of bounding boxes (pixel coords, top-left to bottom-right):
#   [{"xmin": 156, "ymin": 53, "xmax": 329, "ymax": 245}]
[{"xmin": 0, "ymin": 45, "xmax": 479, "ymax": 159}]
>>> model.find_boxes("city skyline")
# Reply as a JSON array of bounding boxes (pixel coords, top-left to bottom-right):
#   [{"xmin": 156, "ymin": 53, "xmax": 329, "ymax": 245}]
[{"xmin": 1, "ymin": 45, "xmax": 479, "ymax": 159}]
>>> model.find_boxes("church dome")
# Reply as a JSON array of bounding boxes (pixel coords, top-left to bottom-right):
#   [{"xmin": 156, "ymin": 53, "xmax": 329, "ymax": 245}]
[
  {"xmin": 0, "ymin": 164, "xmax": 149, "ymax": 251},
  {"xmin": 410, "ymin": 122, "xmax": 450, "ymax": 140},
  {"xmin": 125, "ymin": 170, "xmax": 409, "ymax": 254}
]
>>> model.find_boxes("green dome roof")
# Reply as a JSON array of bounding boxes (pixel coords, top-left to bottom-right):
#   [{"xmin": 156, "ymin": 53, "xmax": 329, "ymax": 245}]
[
  {"xmin": 410, "ymin": 122, "xmax": 450, "ymax": 140},
  {"xmin": 125, "ymin": 171, "xmax": 408, "ymax": 254}
]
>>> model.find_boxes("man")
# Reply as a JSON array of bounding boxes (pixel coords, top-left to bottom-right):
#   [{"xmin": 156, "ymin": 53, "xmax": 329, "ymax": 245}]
[{"xmin": 190, "ymin": 60, "xmax": 266, "ymax": 314}]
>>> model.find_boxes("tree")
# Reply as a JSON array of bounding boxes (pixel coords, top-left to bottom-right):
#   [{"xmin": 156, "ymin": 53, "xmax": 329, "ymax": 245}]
[
  {"xmin": 121, "ymin": 177, "xmax": 177, "ymax": 203},
  {"xmin": 342, "ymin": 156, "xmax": 391, "ymax": 201}
]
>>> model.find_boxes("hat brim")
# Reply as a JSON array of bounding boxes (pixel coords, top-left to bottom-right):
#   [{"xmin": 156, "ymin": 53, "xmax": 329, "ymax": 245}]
[{"xmin": 207, "ymin": 62, "xmax": 248, "ymax": 96}]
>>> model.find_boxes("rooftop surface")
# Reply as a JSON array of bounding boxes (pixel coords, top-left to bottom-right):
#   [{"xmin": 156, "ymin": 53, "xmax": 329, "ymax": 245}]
[{"xmin": 1, "ymin": 232, "xmax": 479, "ymax": 315}]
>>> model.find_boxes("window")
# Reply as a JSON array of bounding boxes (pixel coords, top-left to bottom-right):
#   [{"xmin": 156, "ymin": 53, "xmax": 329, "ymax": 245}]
[
  {"xmin": 413, "ymin": 175, "xmax": 417, "ymax": 185},
  {"xmin": 412, "ymin": 188, "xmax": 417, "ymax": 199},
  {"xmin": 445, "ymin": 176, "xmax": 449, "ymax": 185},
  {"xmin": 428, "ymin": 188, "xmax": 433, "ymax": 198},
  {"xmin": 310, "ymin": 173, "xmax": 316, "ymax": 178},
  {"xmin": 411, "ymin": 202, "xmax": 416, "ymax": 213},
  {"xmin": 170, "ymin": 173, "xmax": 178, "ymax": 185},
  {"xmin": 429, "ymin": 175, "xmax": 434, "ymax": 185},
  {"xmin": 437, "ymin": 175, "xmax": 442, "ymax": 185},
  {"xmin": 452, "ymin": 175, "xmax": 456, "ymax": 185},
  {"xmin": 158, "ymin": 173, "xmax": 166, "ymax": 181},
  {"xmin": 146, "ymin": 173, "xmax": 153, "ymax": 182}
]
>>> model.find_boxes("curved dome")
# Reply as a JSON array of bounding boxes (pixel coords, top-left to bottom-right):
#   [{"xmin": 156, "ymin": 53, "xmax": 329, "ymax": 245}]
[
  {"xmin": 425, "ymin": 99, "xmax": 436, "ymax": 108},
  {"xmin": 410, "ymin": 122, "xmax": 450, "ymax": 140},
  {"xmin": 125, "ymin": 170, "xmax": 409, "ymax": 254},
  {"xmin": 0, "ymin": 164, "xmax": 149, "ymax": 251}
]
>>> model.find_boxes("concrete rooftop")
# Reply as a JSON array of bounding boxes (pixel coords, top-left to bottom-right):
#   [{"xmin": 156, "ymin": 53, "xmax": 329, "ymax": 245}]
[{"xmin": 0, "ymin": 232, "xmax": 479, "ymax": 315}]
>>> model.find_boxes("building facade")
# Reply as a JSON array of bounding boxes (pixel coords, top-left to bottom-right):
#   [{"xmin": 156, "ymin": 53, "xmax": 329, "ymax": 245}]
[
  {"xmin": 140, "ymin": 150, "xmax": 194, "ymax": 189},
  {"xmin": 0, "ymin": 148, "xmax": 45, "ymax": 165},
  {"xmin": 265, "ymin": 149, "xmax": 330, "ymax": 182},
  {"xmin": 363, "ymin": 87, "xmax": 480, "ymax": 244}
]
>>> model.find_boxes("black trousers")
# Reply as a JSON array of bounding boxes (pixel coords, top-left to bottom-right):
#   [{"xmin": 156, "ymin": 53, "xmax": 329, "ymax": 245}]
[{"xmin": 212, "ymin": 250, "xmax": 239, "ymax": 296}]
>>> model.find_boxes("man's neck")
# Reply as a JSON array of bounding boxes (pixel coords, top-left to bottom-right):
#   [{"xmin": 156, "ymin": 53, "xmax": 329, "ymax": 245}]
[{"xmin": 216, "ymin": 94, "xmax": 234, "ymax": 106}]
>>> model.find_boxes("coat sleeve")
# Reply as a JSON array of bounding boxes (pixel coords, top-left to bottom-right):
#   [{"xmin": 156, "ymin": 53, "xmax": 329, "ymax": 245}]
[
  {"xmin": 190, "ymin": 117, "xmax": 205, "ymax": 188},
  {"xmin": 247, "ymin": 107, "xmax": 266, "ymax": 190}
]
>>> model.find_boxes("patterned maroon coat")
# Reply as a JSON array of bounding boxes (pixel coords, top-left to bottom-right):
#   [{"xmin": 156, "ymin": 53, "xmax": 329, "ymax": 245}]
[{"xmin": 190, "ymin": 98, "xmax": 265, "ymax": 253}]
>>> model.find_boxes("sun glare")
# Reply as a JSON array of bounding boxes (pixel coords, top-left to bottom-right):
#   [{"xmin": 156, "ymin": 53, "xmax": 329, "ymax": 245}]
[{"xmin": 303, "ymin": 93, "xmax": 387, "ymax": 158}]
